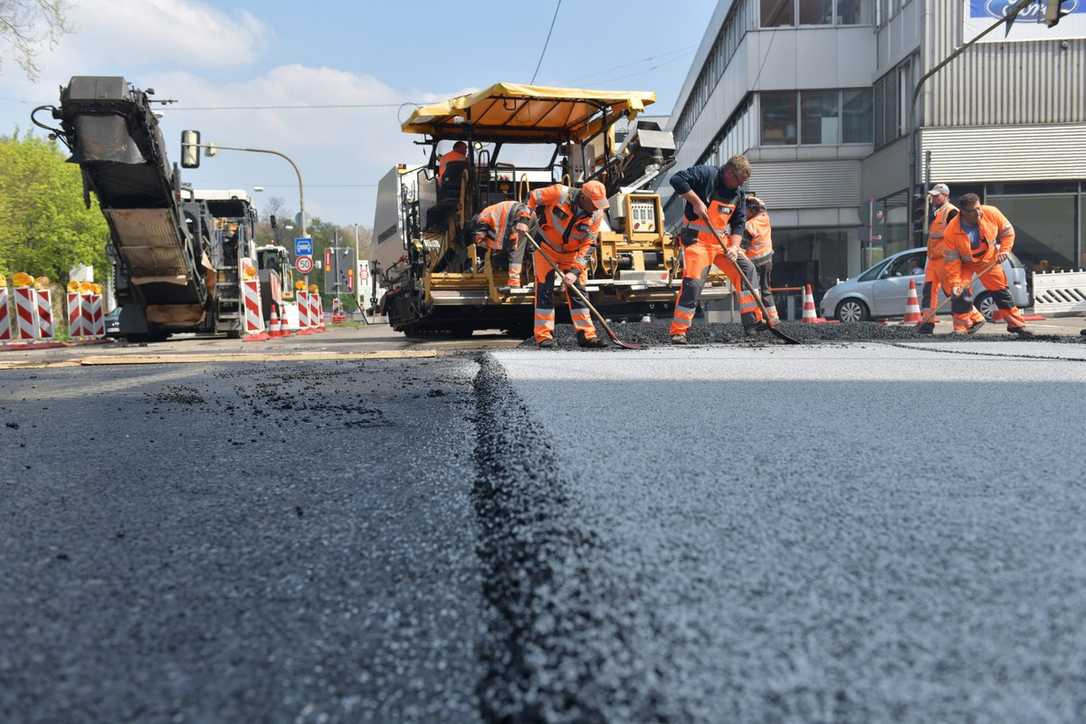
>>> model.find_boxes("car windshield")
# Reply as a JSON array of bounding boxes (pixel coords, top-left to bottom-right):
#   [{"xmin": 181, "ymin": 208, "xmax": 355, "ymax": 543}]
[
  {"xmin": 858, "ymin": 257, "xmax": 893, "ymax": 282},
  {"xmin": 883, "ymin": 253, "xmax": 926, "ymax": 278}
]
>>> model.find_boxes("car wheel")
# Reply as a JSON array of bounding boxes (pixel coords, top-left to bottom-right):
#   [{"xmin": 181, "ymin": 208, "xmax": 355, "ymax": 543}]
[
  {"xmin": 835, "ymin": 298, "xmax": 869, "ymax": 323},
  {"xmin": 974, "ymin": 292, "xmax": 998, "ymax": 321}
]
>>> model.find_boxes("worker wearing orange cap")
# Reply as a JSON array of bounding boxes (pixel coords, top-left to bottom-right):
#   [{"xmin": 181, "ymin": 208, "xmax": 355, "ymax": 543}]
[
  {"xmin": 743, "ymin": 194, "xmax": 778, "ymax": 325},
  {"xmin": 668, "ymin": 155, "xmax": 766, "ymax": 344},
  {"xmin": 526, "ymin": 180, "xmax": 609, "ymax": 348},
  {"xmin": 943, "ymin": 193, "xmax": 1032, "ymax": 336},
  {"xmin": 471, "ymin": 200, "xmax": 533, "ymax": 288}
]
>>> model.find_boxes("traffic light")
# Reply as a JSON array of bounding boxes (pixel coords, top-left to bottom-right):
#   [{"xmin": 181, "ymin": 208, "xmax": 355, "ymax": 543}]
[
  {"xmin": 1045, "ymin": 0, "xmax": 1072, "ymax": 26},
  {"xmin": 911, "ymin": 191, "xmax": 927, "ymax": 243}
]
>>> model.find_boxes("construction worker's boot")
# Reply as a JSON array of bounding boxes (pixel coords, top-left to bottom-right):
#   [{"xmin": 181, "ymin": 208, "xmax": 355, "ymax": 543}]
[
  {"xmin": 966, "ymin": 318, "xmax": 985, "ymax": 336},
  {"xmin": 670, "ymin": 334, "xmax": 688, "ymax": 346},
  {"xmin": 915, "ymin": 322, "xmax": 935, "ymax": 335},
  {"xmin": 1009, "ymin": 326, "xmax": 1034, "ymax": 338},
  {"xmin": 537, "ymin": 338, "xmax": 556, "ymax": 349},
  {"xmin": 576, "ymin": 332, "xmax": 606, "ymax": 349}
]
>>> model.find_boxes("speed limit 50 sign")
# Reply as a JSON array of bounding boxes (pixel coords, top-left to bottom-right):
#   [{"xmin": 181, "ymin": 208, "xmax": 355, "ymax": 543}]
[{"xmin": 295, "ymin": 255, "xmax": 314, "ymax": 274}]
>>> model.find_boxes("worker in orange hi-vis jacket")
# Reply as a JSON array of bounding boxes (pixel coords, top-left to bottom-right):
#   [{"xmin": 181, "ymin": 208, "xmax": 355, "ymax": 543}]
[
  {"xmin": 526, "ymin": 180, "xmax": 608, "ymax": 348},
  {"xmin": 916, "ymin": 183, "xmax": 982, "ymax": 334},
  {"xmin": 942, "ymin": 193, "xmax": 1032, "ymax": 337},
  {"xmin": 471, "ymin": 200, "xmax": 532, "ymax": 288},
  {"xmin": 742, "ymin": 194, "xmax": 778, "ymax": 325}
]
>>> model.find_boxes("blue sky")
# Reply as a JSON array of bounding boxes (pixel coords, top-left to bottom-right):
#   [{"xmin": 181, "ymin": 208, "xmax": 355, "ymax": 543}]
[{"xmin": 0, "ymin": 0, "xmax": 713, "ymax": 226}]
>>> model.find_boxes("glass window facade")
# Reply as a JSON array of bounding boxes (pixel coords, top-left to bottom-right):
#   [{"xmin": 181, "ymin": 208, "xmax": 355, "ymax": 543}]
[
  {"xmin": 988, "ymin": 194, "xmax": 1077, "ymax": 271},
  {"xmin": 873, "ymin": 56, "xmax": 915, "ymax": 147},
  {"xmin": 762, "ymin": 0, "xmax": 794, "ymax": 26},
  {"xmin": 842, "ymin": 88, "xmax": 873, "ymax": 143},
  {"xmin": 837, "ymin": 0, "xmax": 872, "ymax": 24},
  {"xmin": 798, "ymin": 0, "xmax": 833, "ymax": 25},
  {"xmin": 760, "ymin": 92, "xmax": 798, "ymax": 145},
  {"xmin": 801, "ymin": 90, "xmax": 840, "ymax": 144},
  {"xmin": 760, "ymin": 89, "xmax": 871, "ymax": 146}
]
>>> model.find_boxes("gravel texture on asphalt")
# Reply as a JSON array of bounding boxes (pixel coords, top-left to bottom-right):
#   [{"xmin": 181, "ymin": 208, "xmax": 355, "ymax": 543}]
[
  {"xmin": 479, "ymin": 344, "xmax": 1086, "ymax": 722},
  {"xmin": 522, "ymin": 320, "xmax": 1086, "ymax": 350},
  {"xmin": 0, "ymin": 358, "xmax": 484, "ymax": 724}
]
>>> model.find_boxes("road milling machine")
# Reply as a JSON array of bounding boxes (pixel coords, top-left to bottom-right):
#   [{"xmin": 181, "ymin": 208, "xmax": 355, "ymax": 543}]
[
  {"xmin": 372, "ymin": 83, "xmax": 683, "ymax": 337},
  {"xmin": 33, "ymin": 76, "xmax": 280, "ymax": 341}
]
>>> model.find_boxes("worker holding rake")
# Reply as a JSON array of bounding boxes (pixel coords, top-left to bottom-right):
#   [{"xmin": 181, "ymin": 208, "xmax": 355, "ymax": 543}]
[{"xmin": 668, "ymin": 155, "xmax": 769, "ymax": 344}]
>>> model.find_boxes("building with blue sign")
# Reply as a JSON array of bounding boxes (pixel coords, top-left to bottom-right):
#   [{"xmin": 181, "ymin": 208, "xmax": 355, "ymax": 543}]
[{"xmin": 663, "ymin": 1, "xmax": 1086, "ymax": 291}]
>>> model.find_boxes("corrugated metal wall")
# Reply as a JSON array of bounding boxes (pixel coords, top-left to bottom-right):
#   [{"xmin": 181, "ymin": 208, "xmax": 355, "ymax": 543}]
[
  {"xmin": 924, "ymin": 1, "xmax": 1086, "ymax": 127},
  {"xmin": 921, "ymin": 124, "xmax": 1086, "ymax": 181},
  {"xmin": 751, "ymin": 160, "xmax": 861, "ymax": 208}
]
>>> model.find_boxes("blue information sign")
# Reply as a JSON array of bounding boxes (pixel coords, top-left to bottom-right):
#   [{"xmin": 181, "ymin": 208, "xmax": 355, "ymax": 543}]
[{"xmin": 294, "ymin": 237, "xmax": 313, "ymax": 257}]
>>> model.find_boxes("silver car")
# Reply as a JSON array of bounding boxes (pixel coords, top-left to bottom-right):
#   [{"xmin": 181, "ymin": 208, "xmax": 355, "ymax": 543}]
[{"xmin": 820, "ymin": 247, "xmax": 1031, "ymax": 323}]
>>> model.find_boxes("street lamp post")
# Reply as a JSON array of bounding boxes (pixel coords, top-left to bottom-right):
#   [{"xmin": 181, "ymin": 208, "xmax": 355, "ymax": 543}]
[{"xmin": 907, "ymin": 0, "xmax": 1033, "ymax": 244}]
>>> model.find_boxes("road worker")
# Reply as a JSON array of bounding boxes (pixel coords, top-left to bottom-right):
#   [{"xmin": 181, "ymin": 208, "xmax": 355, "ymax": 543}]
[
  {"xmin": 471, "ymin": 200, "xmax": 532, "ymax": 288},
  {"xmin": 668, "ymin": 155, "xmax": 767, "ymax": 345},
  {"xmin": 942, "ymin": 193, "xmax": 1032, "ymax": 336},
  {"xmin": 916, "ymin": 183, "xmax": 983, "ymax": 334},
  {"xmin": 526, "ymin": 180, "xmax": 608, "ymax": 348},
  {"xmin": 743, "ymin": 194, "xmax": 778, "ymax": 325},
  {"xmin": 437, "ymin": 141, "xmax": 468, "ymax": 186}
]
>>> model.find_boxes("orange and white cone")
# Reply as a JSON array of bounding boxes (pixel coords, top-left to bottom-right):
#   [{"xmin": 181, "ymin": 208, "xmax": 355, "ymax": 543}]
[
  {"xmin": 801, "ymin": 284, "xmax": 819, "ymax": 324},
  {"xmin": 903, "ymin": 280, "xmax": 922, "ymax": 324},
  {"xmin": 268, "ymin": 308, "xmax": 282, "ymax": 337}
]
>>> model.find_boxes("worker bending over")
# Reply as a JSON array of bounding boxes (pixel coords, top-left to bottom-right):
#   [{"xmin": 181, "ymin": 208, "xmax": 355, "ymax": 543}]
[
  {"xmin": 916, "ymin": 183, "xmax": 983, "ymax": 334},
  {"xmin": 471, "ymin": 200, "xmax": 532, "ymax": 288},
  {"xmin": 943, "ymin": 193, "xmax": 1032, "ymax": 337},
  {"xmin": 527, "ymin": 180, "xmax": 609, "ymax": 348},
  {"xmin": 743, "ymin": 194, "xmax": 778, "ymax": 325},
  {"xmin": 668, "ymin": 155, "xmax": 767, "ymax": 345}
]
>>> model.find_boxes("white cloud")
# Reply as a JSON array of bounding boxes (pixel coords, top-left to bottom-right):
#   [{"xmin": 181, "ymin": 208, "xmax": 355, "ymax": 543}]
[{"xmin": 65, "ymin": 0, "xmax": 267, "ymax": 69}]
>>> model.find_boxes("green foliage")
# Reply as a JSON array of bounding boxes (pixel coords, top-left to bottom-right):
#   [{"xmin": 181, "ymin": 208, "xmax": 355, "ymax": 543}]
[{"xmin": 0, "ymin": 133, "xmax": 110, "ymax": 282}]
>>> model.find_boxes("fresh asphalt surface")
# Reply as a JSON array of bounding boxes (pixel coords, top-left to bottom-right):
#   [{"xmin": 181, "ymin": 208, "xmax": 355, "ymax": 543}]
[
  {"xmin": 0, "ymin": 358, "xmax": 484, "ymax": 724},
  {"xmin": 2, "ymin": 330, "xmax": 1086, "ymax": 722}
]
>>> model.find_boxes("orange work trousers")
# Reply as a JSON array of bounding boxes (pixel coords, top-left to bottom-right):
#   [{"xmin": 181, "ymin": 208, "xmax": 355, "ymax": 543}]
[{"xmin": 670, "ymin": 240, "xmax": 763, "ymax": 336}]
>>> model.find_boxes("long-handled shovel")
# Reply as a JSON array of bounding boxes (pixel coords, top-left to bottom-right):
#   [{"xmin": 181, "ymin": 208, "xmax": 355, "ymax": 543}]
[
  {"xmin": 703, "ymin": 219, "xmax": 801, "ymax": 345},
  {"xmin": 524, "ymin": 234, "xmax": 643, "ymax": 350},
  {"xmin": 917, "ymin": 258, "xmax": 1000, "ymax": 326}
]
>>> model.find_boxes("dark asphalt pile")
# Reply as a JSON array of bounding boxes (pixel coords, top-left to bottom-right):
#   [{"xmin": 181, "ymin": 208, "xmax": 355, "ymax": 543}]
[
  {"xmin": 522, "ymin": 320, "xmax": 1086, "ymax": 349},
  {"xmin": 0, "ymin": 358, "xmax": 485, "ymax": 724}
]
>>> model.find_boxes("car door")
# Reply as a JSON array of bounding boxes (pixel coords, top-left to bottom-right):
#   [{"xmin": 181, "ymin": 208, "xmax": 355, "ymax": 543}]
[{"xmin": 870, "ymin": 256, "xmax": 920, "ymax": 317}]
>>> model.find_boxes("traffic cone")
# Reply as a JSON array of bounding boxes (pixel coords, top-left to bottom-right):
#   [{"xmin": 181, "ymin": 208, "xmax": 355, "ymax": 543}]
[
  {"xmin": 801, "ymin": 284, "xmax": 819, "ymax": 324},
  {"xmin": 903, "ymin": 280, "xmax": 922, "ymax": 323},
  {"xmin": 268, "ymin": 308, "xmax": 282, "ymax": 337}
]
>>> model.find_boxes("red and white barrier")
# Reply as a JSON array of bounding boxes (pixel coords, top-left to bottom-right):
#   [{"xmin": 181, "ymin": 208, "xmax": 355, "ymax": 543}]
[
  {"xmin": 35, "ymin": 288, "xmax": 54, "ymax": 339},
  {"xmin": 241, "ymin": 278, "xmax": 269, "ymax": 341},
  {"xmin": 90, "ymin": 294, "xmax": 104, "ymax": 337},
  {"xmin": 0, "ymin": 287, "xmax": 10, "ymax": 342},
  {"xmin": 67, "ymin": 292, "xmax": 86, "ymax": 338},
  {"xmin": 13, "ymin": 286, "xmax": 38, "ymax": 340},
  {"xmin": 308, "ymin": 292, "xmax": 322, "ymax": 333},
  {"xmin": 295, "ymin": 291, "xmax": 310, "ymax": 333}
]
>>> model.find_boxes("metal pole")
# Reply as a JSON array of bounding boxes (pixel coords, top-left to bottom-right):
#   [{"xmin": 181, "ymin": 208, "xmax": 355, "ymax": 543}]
[{"xmin": 907, "ymin": 2, "xmax": 1029, "ymax": 243}]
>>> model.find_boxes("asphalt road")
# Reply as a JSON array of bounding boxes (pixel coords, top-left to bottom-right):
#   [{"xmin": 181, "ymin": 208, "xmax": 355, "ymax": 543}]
[
  {"xmin": 3, "ymin": 337, "xmax": 1086, "ymax": 723},
  {"xmin": 483, "ymin": 342, "xmax": 1086, "ymax": 722},
  {"xmin": 0, "ymin": 356, "xmax": 484, "ymax": 724}
]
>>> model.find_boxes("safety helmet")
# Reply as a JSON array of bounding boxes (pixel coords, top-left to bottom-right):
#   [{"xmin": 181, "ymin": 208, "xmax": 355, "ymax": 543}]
[{"xmin": 581, "ymin": 180, "xmax": 609, "ymax": 210}]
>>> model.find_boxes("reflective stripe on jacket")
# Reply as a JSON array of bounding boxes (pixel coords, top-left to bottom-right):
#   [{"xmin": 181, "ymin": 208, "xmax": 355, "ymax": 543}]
[{"xmin": 527, "ymin": 184, "xmax": 602, "ymax": 272}]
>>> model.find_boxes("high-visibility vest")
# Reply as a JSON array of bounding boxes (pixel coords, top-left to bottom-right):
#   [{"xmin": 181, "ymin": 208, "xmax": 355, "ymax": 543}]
[
  {"xmin": 943, "ymin": 204, "xmax": 1015, "ymax": 286},
  {"xmin": 743, "ymin": 212, "xmax": 773, "ymax": 265},
  {"xmin": 926, "ymin": 202, "xmax": 958, "ymax": 261},
  {"xmin": 475, "ymin": 201, "xmax": 531, "ymax": 250},
  {"xmin": 437, "ymin": 150, "xmax": 466, "ymax": 183},
  {"xmin": 528, "ymin": 184, "xmax": 602, "ymax": 270},
  {"xmin": 684, "ymin": 198, "xmax": 738, "ymax": 246}
]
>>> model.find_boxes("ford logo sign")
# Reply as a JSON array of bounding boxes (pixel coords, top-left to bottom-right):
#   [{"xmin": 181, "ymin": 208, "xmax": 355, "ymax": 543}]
[{"xmin": 981, "ymin": 0, "xmax": 1079, "ymax": 19}]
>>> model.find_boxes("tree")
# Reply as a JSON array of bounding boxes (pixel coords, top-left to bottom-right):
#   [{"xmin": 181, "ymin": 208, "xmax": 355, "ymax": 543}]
[
  {"xmin": 0, "ymin": 0, "xmax": 69, "ymax": 80},
  {"xmin": 0, "ymin": 132, "xmax": 110, "ymax": 281}
]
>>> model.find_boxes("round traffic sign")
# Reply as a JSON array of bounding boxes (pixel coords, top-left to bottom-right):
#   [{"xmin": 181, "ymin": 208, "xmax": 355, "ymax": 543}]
[{"xmin": 295, "ymin": 255, "xmax": 313, "ymax": 274}]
